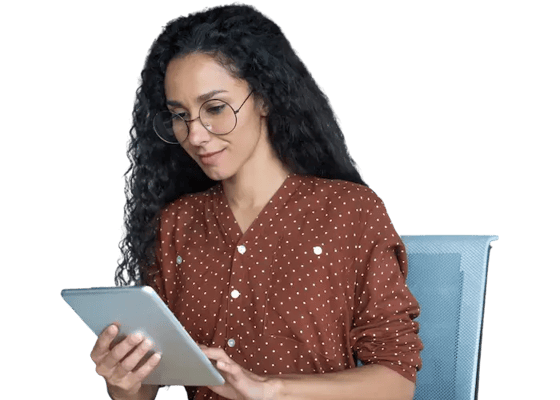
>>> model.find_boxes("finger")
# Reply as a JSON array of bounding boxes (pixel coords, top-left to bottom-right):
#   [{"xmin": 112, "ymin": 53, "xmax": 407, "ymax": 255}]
[
  {"xmin": 101, "ymin": 332, "xmax": 144, "ymax": 371},
  {"xmin": 127, "ymin": 353, "xmax": 162, "ymax": 385},
  {"xmin": 112, "ymin": 338, "xmax": 155, "ymax": 380},
  {"xmin": 201, "ymin": 348, "xmax": 244, "ymax": 381},
  {"xmin": 91, "ymin": 324, "xmax": 119, "ymax": 363},
  {"xmin": 200, "ymin": 346, "xmax": 230, "ymax": 363},
  {"xmin": 215, "ymin": 359, "xmax": 241, "ymax": 376}
]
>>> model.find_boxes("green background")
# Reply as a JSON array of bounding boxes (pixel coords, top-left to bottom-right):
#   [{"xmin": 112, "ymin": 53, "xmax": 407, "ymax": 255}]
[{"xmin": 0, "ymin": 0, "xmax": 560, "ymax": 400}]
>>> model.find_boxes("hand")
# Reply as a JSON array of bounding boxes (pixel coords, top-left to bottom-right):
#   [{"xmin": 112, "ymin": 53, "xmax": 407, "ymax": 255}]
[
  {"xmin": 200, "ymin": 345, "xmax": 280, "ymax": 400},
  {"xmin": 90, "ymin": 323, "xmax": 161, "ymax": 399}
]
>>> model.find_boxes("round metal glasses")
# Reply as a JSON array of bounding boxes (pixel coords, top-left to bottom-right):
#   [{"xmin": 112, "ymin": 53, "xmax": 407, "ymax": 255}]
[{"xmin": 153, "ymin": 91, "xmax": 254, "ymax": 144}]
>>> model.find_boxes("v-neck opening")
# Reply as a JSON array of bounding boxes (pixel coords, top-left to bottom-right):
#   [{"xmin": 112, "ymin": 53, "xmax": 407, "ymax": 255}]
[{"xmin": 215, "ymin": 173, "xmax": 302, "ymax": 244}]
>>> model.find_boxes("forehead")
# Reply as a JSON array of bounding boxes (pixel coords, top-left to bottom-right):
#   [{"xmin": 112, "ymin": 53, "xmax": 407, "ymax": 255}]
[{"xmin": 164, "ymin": 53, "xmax": 245, "ymax": 103}]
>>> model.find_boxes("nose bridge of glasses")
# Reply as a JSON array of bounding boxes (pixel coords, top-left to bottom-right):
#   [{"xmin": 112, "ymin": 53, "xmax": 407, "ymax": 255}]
[{"xmin": 184, "ymin": 114, "xmax": 213, "ymax": 140}]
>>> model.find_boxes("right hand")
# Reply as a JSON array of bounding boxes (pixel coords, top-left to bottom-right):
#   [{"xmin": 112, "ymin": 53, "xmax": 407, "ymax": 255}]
[{"xmin": 90, "ymin": 323, "xmax": 161, "ymax": 399}]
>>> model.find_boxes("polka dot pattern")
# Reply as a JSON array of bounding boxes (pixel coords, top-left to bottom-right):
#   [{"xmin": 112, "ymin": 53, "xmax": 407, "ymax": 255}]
[{"xmin": 148, "ymin": 174, "xmax": 422, "ymax": 398}]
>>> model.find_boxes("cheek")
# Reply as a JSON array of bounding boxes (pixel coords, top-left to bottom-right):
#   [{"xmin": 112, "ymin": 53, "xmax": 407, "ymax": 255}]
[
  {"xmin": 181, "ymin": 143, "xmax": 204, "ymax": 166},
  {"xmin": 235, "ymin": 115, "xmax": 264, "ymax": 147},
  {"xmin": 230, "ymin": 131, "xmax": 257, "ymax": 160},
  {"xmin": 181, "ymin": 143, "xmax": 195, "ymax": 158}
]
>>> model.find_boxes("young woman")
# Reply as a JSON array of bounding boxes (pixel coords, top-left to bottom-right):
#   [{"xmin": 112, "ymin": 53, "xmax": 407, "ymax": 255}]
[{"xmin": 90, "ymin": 5, "xmax": 422, "ymax": 400}]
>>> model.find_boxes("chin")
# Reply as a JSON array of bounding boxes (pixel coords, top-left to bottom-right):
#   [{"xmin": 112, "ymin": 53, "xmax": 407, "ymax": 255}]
[{"xmin": 201, "ymin": 167, "xmax": 234, "ymax": 182}]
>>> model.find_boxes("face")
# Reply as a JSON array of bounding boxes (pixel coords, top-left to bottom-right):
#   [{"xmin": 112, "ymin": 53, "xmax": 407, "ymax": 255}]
[{"xmin": 163, "ymin": 53, "xmax": 269, "ymax": 181}]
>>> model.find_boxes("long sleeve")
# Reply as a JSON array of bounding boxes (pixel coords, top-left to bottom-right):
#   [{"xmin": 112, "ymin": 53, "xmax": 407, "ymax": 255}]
[{"xmin": 350, "ymin": 196, "xmax": 422, "ymax": 382}]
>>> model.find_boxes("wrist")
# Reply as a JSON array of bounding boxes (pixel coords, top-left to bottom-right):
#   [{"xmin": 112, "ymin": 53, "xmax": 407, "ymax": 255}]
[
  {"xmin": 107, "ymin": 386, "xmax": 134, "ymax": 400},
  {"xmin": 264, "ymin": 377, "xmax": 285, "ymax": 400}
]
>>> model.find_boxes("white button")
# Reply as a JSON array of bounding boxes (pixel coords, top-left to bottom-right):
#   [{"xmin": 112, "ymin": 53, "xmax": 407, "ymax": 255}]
[
  {"xmin": 231, "ymin": 289, "xmax": 241, "ymax": 299},
  {"xmin": 313, "ymin": 246, "xmax": 322, "ymax": 255},
  {"xmin": 176, "ymin": 255, "xmax": 183, "ymax": 264},
  {"xmin": 237, "ymin": 245, "xmax": 246, "ymax": 254},
  {"xmin": 227, "ymin": 339, "xmax": 236, "ymax": 347}
]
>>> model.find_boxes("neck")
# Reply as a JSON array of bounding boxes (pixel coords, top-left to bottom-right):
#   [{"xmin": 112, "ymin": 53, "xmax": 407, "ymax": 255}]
[{"xmin": 222, "ymin": 142, "xmax": 290, "ymax": 211}]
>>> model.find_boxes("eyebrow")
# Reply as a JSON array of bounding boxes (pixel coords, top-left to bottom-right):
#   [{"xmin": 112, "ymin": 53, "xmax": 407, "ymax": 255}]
[{"xmin": 166, "ymin": 90, "xmax": 228, "ymax": 108}]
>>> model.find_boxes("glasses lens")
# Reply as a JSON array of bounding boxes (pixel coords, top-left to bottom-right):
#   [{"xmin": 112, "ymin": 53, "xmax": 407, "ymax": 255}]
[
  {"xmin": 200, "ymin": 100, "xmax": 236, "ymax": 135},
  {"xmin": 153, "ymin": 111, "xmax": 186, "ymax": 144}
]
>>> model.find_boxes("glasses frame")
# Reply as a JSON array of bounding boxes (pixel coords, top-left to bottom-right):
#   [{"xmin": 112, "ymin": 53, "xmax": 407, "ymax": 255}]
[{"xmin": 153, "ymin": 90, "xmax": 254, "ymax": 144}]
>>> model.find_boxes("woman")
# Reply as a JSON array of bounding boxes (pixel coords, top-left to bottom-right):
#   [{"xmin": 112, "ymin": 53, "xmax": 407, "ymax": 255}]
[{"xmin": 90, "ymin": 4, "xmax": 422, "ymax": 400}]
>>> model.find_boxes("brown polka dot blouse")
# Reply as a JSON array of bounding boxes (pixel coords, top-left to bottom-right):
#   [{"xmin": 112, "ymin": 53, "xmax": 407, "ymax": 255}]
[{"xmin": 149, "ymin": 174, "xmax": 422, "ymax": 399}]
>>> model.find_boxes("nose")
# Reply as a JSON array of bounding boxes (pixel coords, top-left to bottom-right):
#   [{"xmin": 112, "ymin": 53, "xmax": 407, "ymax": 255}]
[{"xmin": 186, "ymin": 117, "xmax": 211, "ymax": 146}]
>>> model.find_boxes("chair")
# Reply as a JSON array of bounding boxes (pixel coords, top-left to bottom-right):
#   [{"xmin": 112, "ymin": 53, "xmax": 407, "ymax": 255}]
[{"xmin": 402, "ymin": 235, "xmax": 498, "ymax": 400}]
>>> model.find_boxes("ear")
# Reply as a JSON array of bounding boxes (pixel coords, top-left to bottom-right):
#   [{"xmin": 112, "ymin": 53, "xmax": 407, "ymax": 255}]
[
  {"xmin": 254, "ymin": 93, "xmax": 269, "ymax": 117},
  {"xmin": 259, "ymin": 104, "xmax": 269, "ymax": 117}
]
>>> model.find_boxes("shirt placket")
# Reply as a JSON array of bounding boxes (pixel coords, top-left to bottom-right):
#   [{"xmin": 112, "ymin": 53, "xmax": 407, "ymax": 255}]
[{"xmin": 224, "ymin": 242, "xmax": 248, "ymax": 353}]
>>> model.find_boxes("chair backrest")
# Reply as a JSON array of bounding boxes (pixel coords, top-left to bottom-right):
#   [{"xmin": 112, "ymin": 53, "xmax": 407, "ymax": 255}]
[{"xmin": 402, "ymin": 235, "xmax": 498, "ymax": 400}]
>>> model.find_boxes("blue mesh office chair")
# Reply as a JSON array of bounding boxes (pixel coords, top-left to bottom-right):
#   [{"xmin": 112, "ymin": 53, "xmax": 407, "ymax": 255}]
[{"xmin": 402, "ymin": 235, "xmax": 498, "ymax": 400}]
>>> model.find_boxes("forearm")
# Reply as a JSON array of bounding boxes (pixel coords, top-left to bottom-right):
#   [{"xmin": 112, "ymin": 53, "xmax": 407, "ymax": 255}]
[
  {"xmin": 107, "ymin": 384, "xmax": 160, "ymax": 400},
  {"xmin": 271, "ymin": 364, "xmax": 415, "ymax": 400}
]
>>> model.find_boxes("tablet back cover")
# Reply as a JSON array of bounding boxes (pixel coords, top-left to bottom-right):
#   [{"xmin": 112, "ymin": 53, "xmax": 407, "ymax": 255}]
[{"xmin": 61, "ymin": 286, "xmax": 224, "ymax": 386}]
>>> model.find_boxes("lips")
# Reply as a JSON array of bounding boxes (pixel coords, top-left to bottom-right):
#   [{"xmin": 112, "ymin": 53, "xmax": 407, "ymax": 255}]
[
  {"xmin": 198, "ymin": 149, "xmax": 224, "ymax": 157},
  {"xmin": 197, "ymin": 148, "xmax": 225, "ymax": 166}
]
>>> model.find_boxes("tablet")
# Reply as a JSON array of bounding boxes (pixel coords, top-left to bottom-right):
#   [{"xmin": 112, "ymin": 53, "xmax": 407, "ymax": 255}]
[{"xmin": 61, "ymin": 286, "xmax": 225, "ymax": 386}]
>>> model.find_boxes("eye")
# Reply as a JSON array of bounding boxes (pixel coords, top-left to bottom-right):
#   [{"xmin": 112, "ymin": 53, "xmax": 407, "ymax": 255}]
[
  {"xmin": 169, "ymin": 110, "xmax": 189, "ymax": 121},
  {"xmin": 203, "ymin": 101, "xmax": 227, "ymax": 116}
]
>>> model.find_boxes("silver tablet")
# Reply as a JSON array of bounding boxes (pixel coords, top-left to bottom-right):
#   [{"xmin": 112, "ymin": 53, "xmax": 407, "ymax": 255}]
[{"xmin": 61, "ymin": 286, "xmax": 225, "ymax": 386}]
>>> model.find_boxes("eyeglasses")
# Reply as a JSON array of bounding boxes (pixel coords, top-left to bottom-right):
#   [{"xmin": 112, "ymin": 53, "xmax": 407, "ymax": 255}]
[{"xmin": 153, "ymin": 91, "xmax": 254, "ymax": 144}]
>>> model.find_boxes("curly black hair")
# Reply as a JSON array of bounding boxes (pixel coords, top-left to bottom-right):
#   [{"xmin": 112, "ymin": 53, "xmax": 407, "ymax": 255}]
[{"xmin": 115, "ymin": 4, "xmax": 367, "ymax": 286}]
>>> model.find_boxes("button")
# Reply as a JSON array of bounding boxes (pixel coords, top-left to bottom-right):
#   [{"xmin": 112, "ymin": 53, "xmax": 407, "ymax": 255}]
[
  {"xmin": 227, "ymin": 338, "xmax": 236, "ymax": 347},
  {"xmin": 176, "ymin": 255, "xmax": 183, "ymax": 264},
  {"xmin": 231, "ymin": 289, "xmax": 241, "ymax": 299},
  {"xmin": 313, "ymin": 246, "xmax": 322, "ymax": 255},
  {"xmin": 237, "ymin": 245, "xmax": 246, "ymax": 254}
]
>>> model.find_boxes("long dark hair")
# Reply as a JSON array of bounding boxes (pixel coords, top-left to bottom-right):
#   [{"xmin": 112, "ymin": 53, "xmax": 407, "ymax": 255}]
[{"xmin": 116, "ymin": 4, "xmax": 367, "ymax": 286}]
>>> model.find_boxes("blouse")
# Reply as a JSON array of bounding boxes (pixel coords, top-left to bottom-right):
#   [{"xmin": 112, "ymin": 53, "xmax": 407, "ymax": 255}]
[{"xmin": 149, "ymin": 174, "xmax": 422, "ymax": 400}]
